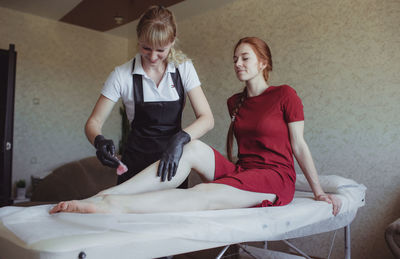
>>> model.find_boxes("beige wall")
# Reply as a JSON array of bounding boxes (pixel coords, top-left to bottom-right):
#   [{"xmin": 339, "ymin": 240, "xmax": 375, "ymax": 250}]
[
  {"xmin": 140, "ymin": 0, "xmax": 397, "ymax": 258},
  {"xmin": 0, "ymin": 7, "xmax": 127, "ymax": 183}
]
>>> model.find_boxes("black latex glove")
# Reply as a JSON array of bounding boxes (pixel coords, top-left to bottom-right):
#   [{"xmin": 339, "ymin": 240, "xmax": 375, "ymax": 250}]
[
  {"xmin": 157, "ymin": 131, "xmax": 191, "ymax": 182},
  {"xmin": 94, "ymin": 135, "xmax": 119, "ymax": 168}
]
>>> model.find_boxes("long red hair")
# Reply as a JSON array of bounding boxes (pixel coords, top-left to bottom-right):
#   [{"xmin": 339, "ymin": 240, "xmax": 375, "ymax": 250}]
[{"xmin": 226, "ymin": 37, "xmax": 273, "ymax": 162}]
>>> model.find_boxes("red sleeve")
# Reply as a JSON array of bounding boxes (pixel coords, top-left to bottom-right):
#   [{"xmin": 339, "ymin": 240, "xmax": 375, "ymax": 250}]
[{"xmin": 281, "ymin": 85, "xmax": 304, "ymax": 123}]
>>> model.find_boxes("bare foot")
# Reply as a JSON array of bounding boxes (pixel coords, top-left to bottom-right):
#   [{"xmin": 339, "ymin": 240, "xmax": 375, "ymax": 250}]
[{"xmin": 49, "ymin": 200, "xmax": 102, "ymax": 214}]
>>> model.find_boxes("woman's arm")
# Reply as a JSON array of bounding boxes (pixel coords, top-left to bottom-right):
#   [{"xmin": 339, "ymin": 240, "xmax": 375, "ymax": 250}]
[
  {"xmin": 288, "ymin": 121, "xmax": 341, "ymax": 215},
  {"xmin": 157, "ymin": 86, "xmax": 214, "ymax": 181},
  {"xmin": 85, "ymin": 95, "xmax": 116, "ymax": 145},
  {"xmin": 182, "ymin": 86, "xmax": 214, "ymax": 139}
]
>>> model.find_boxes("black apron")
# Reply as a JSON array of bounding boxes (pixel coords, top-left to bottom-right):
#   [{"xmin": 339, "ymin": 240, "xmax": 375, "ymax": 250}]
[{"xmin": 118, "ymin": 59, "xmax": 188, "ymax": 187}]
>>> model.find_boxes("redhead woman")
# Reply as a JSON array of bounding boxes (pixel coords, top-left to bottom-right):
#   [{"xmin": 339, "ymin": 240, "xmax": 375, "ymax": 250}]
[{"xmin": 51, "ymin": 37, "xmax": 341, "ymax": 215}]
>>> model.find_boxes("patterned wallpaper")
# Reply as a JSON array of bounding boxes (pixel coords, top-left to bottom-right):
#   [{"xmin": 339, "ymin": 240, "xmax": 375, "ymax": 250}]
[
  {"xmin": 137, "ymin": 0, "xmax": 397, "ymax": 258},
  {"xmin": 0, "ymin": 0, "xmax": 399, "ymax": 257},
  {"xmin": 0, "ymin": 7, "xmax": 127, "ymax": 183}
]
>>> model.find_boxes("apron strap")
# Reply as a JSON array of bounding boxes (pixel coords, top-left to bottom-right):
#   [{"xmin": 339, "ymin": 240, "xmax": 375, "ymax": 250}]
[
  {"xmin": 132, "ymin": 59, "xmax": 144, "ymax": 104},
  {"xmin": 170, "ymin": 68, "xmax": 186, "ymax": 109}
]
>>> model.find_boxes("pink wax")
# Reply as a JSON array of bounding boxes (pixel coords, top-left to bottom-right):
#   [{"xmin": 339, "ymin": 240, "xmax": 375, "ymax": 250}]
[{"xmin": 116, "ymin": 160, "xmax": 128, "ymax": 175}]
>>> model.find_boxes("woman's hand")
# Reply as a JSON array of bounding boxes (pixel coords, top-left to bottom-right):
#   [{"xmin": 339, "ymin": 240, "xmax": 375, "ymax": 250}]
[
  {"xmin": 94, "ymin": 135, "xmax": 120, "ymax": 168},
  {"xmin": 157, "ymin": 131, "xmax": 191, "ymax": 181},
  {"xmin": 315, "ymin": 193, "xmax": 342, "ymax": 216}
]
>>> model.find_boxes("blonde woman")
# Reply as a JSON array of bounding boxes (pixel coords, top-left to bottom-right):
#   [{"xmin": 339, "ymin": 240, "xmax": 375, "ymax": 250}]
[{"xmin": 85, "ymin": 6, "xmax": 213, "ymax": 185}]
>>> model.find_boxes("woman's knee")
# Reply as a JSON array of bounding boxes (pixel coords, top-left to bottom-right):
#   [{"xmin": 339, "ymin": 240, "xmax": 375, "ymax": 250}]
[
  {"xmin": 184, "ymin": 139, "xmax": 204, "ymax": 152},
  {"xmin": 181, "ymin": 140, "xmax": 205, "ymax": 161},
  {"xmin": 181, "ymin": 140, "xmax": 215, "ymax": 180}
]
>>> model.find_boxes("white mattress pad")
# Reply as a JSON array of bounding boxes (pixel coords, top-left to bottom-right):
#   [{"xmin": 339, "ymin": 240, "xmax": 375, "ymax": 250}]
[{"xmin": 0, "ymin": 174, "xmax": 366, "ymax": 258}]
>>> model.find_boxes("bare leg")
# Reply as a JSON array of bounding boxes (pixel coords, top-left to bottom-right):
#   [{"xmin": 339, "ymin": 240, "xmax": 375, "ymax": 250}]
[
  {"xmin": 49, "ymin": 140, "xmax": 277, "ymax": 214},
  {"xmin": 50, "ymin": 140, "xmax": 215, "ymax": 214},
  {"xmin": 50, "ymin": 183, "xmax": 276, "ymax": 214},
  {"xmin": 96, "ymin": 140, "xmax": 215, "ymax": 196}
]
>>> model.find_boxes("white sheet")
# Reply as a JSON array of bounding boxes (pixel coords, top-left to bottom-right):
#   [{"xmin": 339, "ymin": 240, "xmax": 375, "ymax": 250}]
[{"xmin": 0, "ymin": 174, "xmax": 366, "ymax": 258}]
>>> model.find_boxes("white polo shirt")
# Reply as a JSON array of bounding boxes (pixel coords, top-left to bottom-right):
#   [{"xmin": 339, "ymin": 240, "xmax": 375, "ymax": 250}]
[{"xmin": 101, "ymin": 53, "xmax": 201, "ymax": 123}]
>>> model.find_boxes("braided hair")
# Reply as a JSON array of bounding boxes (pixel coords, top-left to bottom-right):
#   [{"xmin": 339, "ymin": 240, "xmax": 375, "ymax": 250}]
[{"xmin": 226, "ymin": 88, "xmax": 247, "ymax": 162}]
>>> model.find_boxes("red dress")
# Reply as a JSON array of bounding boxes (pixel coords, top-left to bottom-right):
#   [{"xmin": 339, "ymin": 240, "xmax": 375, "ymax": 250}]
[{"xmin": 211, "ymin": 85, "xmax": 304, "ymax": 206}]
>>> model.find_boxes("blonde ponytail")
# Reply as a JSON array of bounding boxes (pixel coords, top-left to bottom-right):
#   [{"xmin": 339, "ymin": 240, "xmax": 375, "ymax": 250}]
[{"xmin": 168, "ymin": 46, "xmax": 189, "ymax": 66}]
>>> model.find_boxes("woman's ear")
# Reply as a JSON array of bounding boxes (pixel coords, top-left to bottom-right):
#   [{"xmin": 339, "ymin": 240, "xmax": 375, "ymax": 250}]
[{"xmin": 259, "ymin": 62, "xmax": 267, "ymax": 71}]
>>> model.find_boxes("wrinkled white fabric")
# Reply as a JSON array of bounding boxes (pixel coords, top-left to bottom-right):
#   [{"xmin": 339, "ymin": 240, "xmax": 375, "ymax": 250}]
[{"xmin": 0, "ymin": 175, "xmax": 366, "ymax": 247}]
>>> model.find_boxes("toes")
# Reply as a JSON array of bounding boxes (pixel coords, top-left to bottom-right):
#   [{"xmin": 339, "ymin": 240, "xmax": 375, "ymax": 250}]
[
  {"xmin": 49, "ymin": 200, "xmax": 96, "ymax": 214},
  {"xmin": 59, "ymin": 202, "xmax": 67, "ymax": 210},
  {"xmin": 49, "ymin": 201, "xmax": 73, "ymax": 214},
  {"xmin": 49, "ymin": 203, "xmax": 62, "ymax": 214}
]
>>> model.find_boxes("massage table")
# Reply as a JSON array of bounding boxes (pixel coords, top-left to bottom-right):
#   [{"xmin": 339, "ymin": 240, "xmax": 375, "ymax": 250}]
[{"xmin": 0, "ymin": 174, "xmax": 366, "ymax": 259}]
